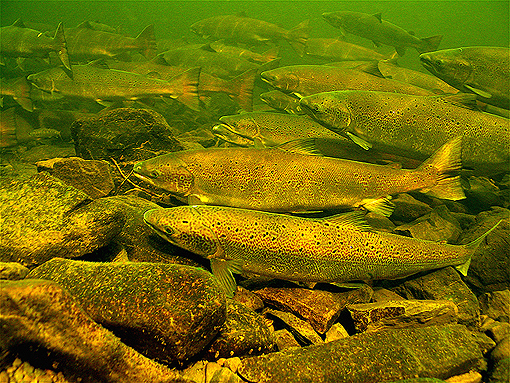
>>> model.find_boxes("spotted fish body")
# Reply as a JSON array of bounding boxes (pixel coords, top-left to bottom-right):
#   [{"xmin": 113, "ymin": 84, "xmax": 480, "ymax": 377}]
[
  {"xmin": 144, "ymin": 206, "xmax": 497, "ymax": 297},
  {"xmin": 299, "ymin": 90, "xmax": 510, "ymax": 174},
  {"xmin": 133, "ymin": 138, "xmax": 464, "ymax": 216}
]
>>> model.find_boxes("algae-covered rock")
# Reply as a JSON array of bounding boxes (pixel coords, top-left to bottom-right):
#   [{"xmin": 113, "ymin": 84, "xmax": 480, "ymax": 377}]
[
  {"xmin": 27, "ymin": 259, "xmax": 226, "ymax": 363},
  {"xmin": 0, "ymin": 172, "xmax": 125, "ymax": 267},
  {"xmin": 205, "ymin": 301, "xmax": 274, "ymax": 359},
  {"xmin": 393, "ymin": 267, "xmax": 480, "ymax": 328},
  {"xmin": 237, "ymin": 324, "xmax": 494, "ymax": 383},
  {"xmin": 0, "ymin": 279, "xmax": 190, "ymax": 383},
  {"xmin": 265, "ymin": 309, "xmax": 323, "ymax": 346},
  {"xmin": 0, "ymin": 262, "xmax": 29, "ymax": 280},
  {"xmin": 71, "ymin": 108, "xmax": 183, "ymax": 163},
  {"xmin": 479, "ymin": 290, "xmax": 510, "ymax": 322}
]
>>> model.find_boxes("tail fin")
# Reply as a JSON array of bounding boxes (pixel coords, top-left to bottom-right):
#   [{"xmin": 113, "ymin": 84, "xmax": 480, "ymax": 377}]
[
  {"xmin": 286, "ymin": 19, "xmax": 310, "ymax": 56},
  {"xmin": 166, "ymin": 66, "xmax": 200, "ymax": 111},
  {"xmin": 53, "ymin": 22, "xmax": 72, "ymax": 71},
  {"xmin": 12, "ymin": 77, "xmax": 33, "ymax": 112},
  {"xmin": 136, "ymin": 24, "xmax": 157, "ymax": 59},
  {"xmin": 455, "ymin": 219, "xmax": 503, "ymax": 276},
  {"xmin": 227, "ymin": 69, "xmax": 256, "ymax": 111},
  {"xmin": 417, "ymin": 136, "xmax": 465, "ymax": 201},
  {"xmin": 418, "ymin": 35, "xmax": 443, "ymax": 54}
]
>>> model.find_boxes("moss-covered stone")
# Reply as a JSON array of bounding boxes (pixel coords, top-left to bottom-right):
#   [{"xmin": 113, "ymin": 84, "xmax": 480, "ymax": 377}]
[
  {"xmin": 0, "ymin": 172, "xmax": 125, "ymax": 267},
  {"xmin": 27, "ymin": 259, "xmax": 226, "ymax": 364},
  {"xmin": 237, "ymin": 324, "xmax": 494, "ymax": 383},
  {"xmin": 0, "ymin": 279, "xmax": 190, "ymax": 383}
]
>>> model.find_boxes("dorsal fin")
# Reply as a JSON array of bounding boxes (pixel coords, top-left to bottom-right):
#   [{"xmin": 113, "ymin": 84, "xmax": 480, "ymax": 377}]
[
  {"xmin": 151, "ymin": 54, "xmax": 168, "ymax": 65},
  {"xmin": 354, "ymin": 61, "xmax": 385, "ymax": 78},
  {"xmin": 441, "ymin": 93, "xmax": 480, "ymax": 110},
  {"xmin": 372, "ymin": 13, "xmax": 383, "ymax": 23},
  {"xmin": 87, "ymin": 58, "xmax": 109, "ymax": 69},
  {"xmin": 323, "ymin": 211, "xmax": 372, "ymax": 231},
  {"xmin": 13, "ymin": 18, "xmax": 26, "ymax": 28},
  {"xmin": 76, "ymin": 21, "xmax": 94, "ymax": 29}
]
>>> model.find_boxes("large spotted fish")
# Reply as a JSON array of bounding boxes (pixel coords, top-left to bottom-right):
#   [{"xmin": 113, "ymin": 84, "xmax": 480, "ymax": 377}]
[{"xmin": 144, "ymin": 205, "xmax": 500, "ymax": 297}]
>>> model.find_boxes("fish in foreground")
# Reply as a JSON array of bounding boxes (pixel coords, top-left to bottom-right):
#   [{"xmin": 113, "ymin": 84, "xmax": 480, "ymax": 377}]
[
  {"xmin": 133, "ymin": 137, "xmax": 465, "ymax": 216},
  {"xmin": 300, "ymin": 90, "xmax": 510, "ymax": 174},
  {"xmin": 144, "ymin": 205, "xmax": 501, "ymax": 297},
  {"xmin": 322, "ymin": 11, "xmax": 442, "ymax": 56},
  {"xmin": 0, "ymin": 19, "xmax": 71, "ymax": 71},
  {"xmin": 190, "ymin": 13, "xmax": 309, "ymax": 55},
  {"xmin": 420, "ymin": 46, "xmax": 510, "ymax": 109},
  {"xmin": 27, "ymin": 63, "xmax": 200, "ymax": 110}
]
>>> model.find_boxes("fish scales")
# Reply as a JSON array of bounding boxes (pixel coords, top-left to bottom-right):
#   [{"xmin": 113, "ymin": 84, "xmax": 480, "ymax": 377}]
[
  {"xmin": 134, "ymin": 139, "xmax": 464, "ymax": 215},
  {"xmin": 144, "ymin": 206, "xmax": 498, "ymax": 296},
  {"xmin": 300, "ymin": 90, "xmax": 510, "ymax": 173}
]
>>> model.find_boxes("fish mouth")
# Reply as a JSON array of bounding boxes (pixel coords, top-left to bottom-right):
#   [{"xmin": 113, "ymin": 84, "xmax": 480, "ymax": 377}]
[{"xmin": 418, "ymin": 55, "xmax": 435, "ymax": 73}]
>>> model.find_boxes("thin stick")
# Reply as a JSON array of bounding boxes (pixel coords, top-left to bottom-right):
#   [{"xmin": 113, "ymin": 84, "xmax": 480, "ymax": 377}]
[{"xmin": 110, "ymin": 157, "xmax": 163, "ymax": 197}]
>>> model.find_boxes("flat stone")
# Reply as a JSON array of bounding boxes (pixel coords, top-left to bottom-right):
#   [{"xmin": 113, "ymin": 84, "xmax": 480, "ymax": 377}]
[
  {"xmin": 0, "ymin": 279, "xmax": 190, "ymax": 383},
  {"xmin": 265, "ymin": 309, "xmax": 323, "ymax": 346},
  {"xmin": 445, "ymin": 371, "xmax": 482, "ymax": 383},
  {"xmin": 479, "ymin": 290, "xmax": 510, "ymax": 322},
  {"xmin": 459, "ymin": 208, "xmax": 510, "ymax": 293},
  {"xmin": 101, "ymin": 195, "xmax": 201, "ymax": 266},
  {"xmin": 19, "ymin": 144, "xmax": 76, "ymax": 164},
  {"xmin": 27, "ymin": 258, "xmax": 226, "ymax": 363},
  {"xmin": 237, "ymin": 324, "xmax": 495, "ymax": 383},
  {"xmin": 0, "ymin": 172, "xmax": 125, "ymax": 267},
  {"xmin": 272, "ymin": 329, "xmax": 301, "ymax": 351},
  {"xmin": 372, "ymin": 288, "xmax": 406, "ymax": 302},
  {"xmin": 36, "ymin": 157, "xmax": 115, "ymax": 199},
  {"xmin": 254, "ymin": 285, "xmax": 373, "ymax": 334},
  {"xmin": 205, "ymin": 301, "xmax": 274, "ymax": 359},
  {"xmin": 0, "ymin": 262, "xmax": 29, "ymax": 280},
  {"xmin": 394, "ymin": 205, "xmax": 462, "ymax": 243},
  {"xmin": 391, "ymin": 193, "xmax": 433, "ymax": 223},
  {"xmin": 393, "ymin": 267, "xmax": 480, "ymax": 328},
  {"xmin": 346, "ymin": 300, "xmax": 459, "ymax": 333}
]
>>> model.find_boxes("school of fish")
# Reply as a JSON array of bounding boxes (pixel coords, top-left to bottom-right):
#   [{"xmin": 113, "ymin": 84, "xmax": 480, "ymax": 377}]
[{"xmin": 1, "ymin": 8, "xmax": 507, "ymax": 296}]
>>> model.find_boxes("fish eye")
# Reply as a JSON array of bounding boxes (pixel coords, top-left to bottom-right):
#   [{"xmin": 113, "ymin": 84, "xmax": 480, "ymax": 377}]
[{"xmin": 164, "ymin": 226, "xmax": 174, "ymax": 235}]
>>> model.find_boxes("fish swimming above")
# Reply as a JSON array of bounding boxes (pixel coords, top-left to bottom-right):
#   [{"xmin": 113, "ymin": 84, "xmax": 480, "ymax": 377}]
[
  {"xmin": 26, "ymin": 62, "xmax": 200, "ymax": 110},
  {"xmin": 322, "ymin": 11, "xmax": 442, "ymax": 56},
  {"xmin": 420, "ymin": 46, "xmax": 510, "ymax": 109},
  {"xmin": 259, "ymin": 90, "xmax": 305, "ymax": 114},
  {"xmin": 133, "ymin": 137, "xmax": 465, "ymax": 216},
  {"xmin": 300, "ymin": 90, "xmax": 510, "ymax": 174},
  {"xmin": 144, "ymin": 205, "xmax": 501, "ymax": 297},
  {"xmin": 0, "ymin": 19, "xmax": 71, "ymax": 71},
  {"xmin": 260, "ymin": 64, "xmax": 434, "ymax": 98},
  {"xmin": 65, "ymin": 23, "xmax": 156, "ymax": 61},
  {"xmin": 190, "ymin": 13, "xmax": 309, "ymax": 55},
  {"xmin": 208, "ymin": 40, "xmax": 279, "ymax": 64},
  {"xmin": 0, "ymin": 77, "xmax": 33, "ymax": 112},
  {"xmin": 304, "ymin": 37, "xmax": 389, "ymax": 62}
]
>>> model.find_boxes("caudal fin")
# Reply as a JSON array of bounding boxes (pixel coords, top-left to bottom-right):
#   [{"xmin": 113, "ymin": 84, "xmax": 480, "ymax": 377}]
[
  {"xmin": 417, "ymin": 136, "xmax": 465, "ymax": 201},
  {"xmin": 418, "ymin": 35, "xmax": 443, "ymax": 54},
  {"xmin": 286, "ymin": 19, "xmax": 310, "ymax": 57},
  {"xmin": 53, "ymin": 22, "xmax": 72, "ymax": 71},
  {"xmin": 228, "ymin": 69, "xmax": 256, "ymax": 111},
  {"xmin": 166, "ymin": 66, "xmax": 200, "ymax": 111},
  {"xmin": 136, "ymin": 24, "xmax": 157, "ymax": 59},
  {"xmin": 455, "ymin": 219, "xmax": 503, "ymax": 276}
]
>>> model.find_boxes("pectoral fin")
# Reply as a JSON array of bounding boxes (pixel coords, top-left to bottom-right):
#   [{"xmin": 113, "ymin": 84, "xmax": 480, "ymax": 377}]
[
  {"xmin": 464, "ymin": 84, "xmax": 492, "ymax": 99},
  {"xmin": 210, "ymin": 258, "xmax": 243, "ymax": 298},
  {"xmin": 346, "ymin": 132, "xmax": 372, "ymax": 150},
  {"xmin": 362, "ymin": 196, "xmax": 395, "ymax": 217}
]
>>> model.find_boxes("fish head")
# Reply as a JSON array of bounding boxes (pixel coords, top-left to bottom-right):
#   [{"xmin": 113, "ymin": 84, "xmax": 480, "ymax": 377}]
[
  {"xmin": 300, "ymin": 92, "xmax": 352, "ymax": 133},
  {"xmin": 260, "ymin": 70, "xmax": 300, "ymax": 92},
  {"xmin": 212, "ymin": 124, "xmax": 253, "ymax": 146},
  {"xmin": 26, "ymin": 72, "xmax": 53, "ymax": 93},
  {"xmin": 419, "ymin": 49, "xmax": 472, "ymax": 87},
  {"xmin": 133, "ymin": 154, "xmax": 194, "ymax": 196},
  {"xmin": 144, "ymin": 207, "xmax": 220, "ymax": 259}
]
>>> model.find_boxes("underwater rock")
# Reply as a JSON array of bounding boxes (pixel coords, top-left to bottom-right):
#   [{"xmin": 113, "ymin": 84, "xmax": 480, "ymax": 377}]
[
  {"xmin": 19, "ymin": 144, "xmax": 76, "ymax": 164},
  {"xmin": 365, "ymin": 212, "xmax": 396, "ymax": 232},
  {"xmin": 0, "ymin": 172, "xmax": 125, "ymax": 267},
  {"xmin": 391, "ymin": 193, "xmax": 433, "ymax": 223},
  {"xmin": 101, "ymin": 195, "xmax": 201, "ymax": 266},
  {"xmin": 272, "ymin": 329, "xmax": 301, "ymax": 350},
  {"xmin": 392, "ymin": 267, "xmax": 480, "ymax": 328},
  {"xmin": 0, "ymin": 279, "xmax": 189, "ymax": 383},
  {"xmin": 181, "ymin": 360, "xmax": 244, "ymax": 383},
  {"xmin": 463, "ymin": 176, "xmax": 503, "ymax": 212},
  {"xmin": 233, "ymin": 286, "xmax": 265, "ymax": 311},
  {"xmin": 36, "ymin": 156, "xmax": 115, "ymax": 199},
  {"xmin": 205, "ymin": 301, "xmax": 275, "ymax": 359},
  {"xmin": 27, "ymin": 259, "xmax": 226, "ymax": 364},
  {"xmin": 487, "ymin": 322, "xmax": 510, "ymax": 344},
  {"xmin": 264, "ymin": 309, "xmax": 323, "ymax": 346},
  {"xmin": 346, "ymin": 300, "xmax": 459, "ymax": 333},
  {"xmin": 394, "ymin": 205, "xmax": 462, "ymax": 242},
  {"xmin": 491, "ymin": 336, "xmax": 510, "ymax": 363},
  {"xmin": 0, "ymin": 357, "xmax": 74, "ymax": 383},
  {"xmin": 488, "ymin": 358, "xmax": 510, "ymax": 383},
  {"xmin": 0, "ymin": 160, "xmax": 38, "ymax": 180},
  {"xmin": 444, "ymin": 371, "xmax": 483, "ymax": 383},
  {"xmin": 70, "ymin": 107, "xmax": 183, "ymax": 164},
  {"xmin": 479, "ymin": 290, "xmax": 510, "ymax": 322},
  {"xmin": 460, "ymin": 207, "xmax": 510, "ymax": 293},
  {"xmin": 237, "ymin": 324, "xmax": 494, "ymax": 383},
  {"xmin": 254, "ymin": 284, "xmax": 373, "ymax": 334},
  {"xmin": 371, "ymin": 287, "xmax": 406, "ymax": 302},
  {"xmin": 0, "ymin": 262, "xmax": 29, "ymax": 280},
  {"xmin": 324, "ymin": 323, "xmax": 350, "ymax": 343}
]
